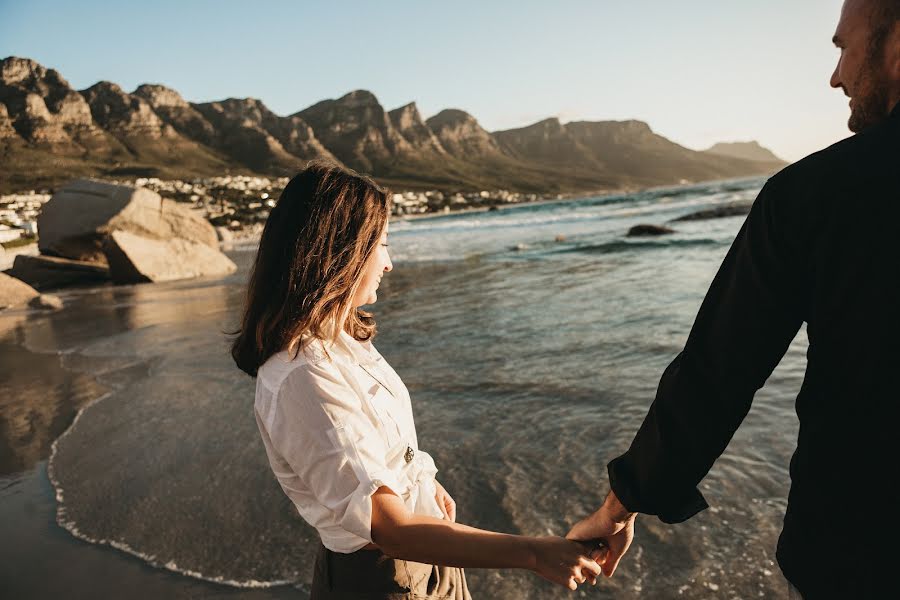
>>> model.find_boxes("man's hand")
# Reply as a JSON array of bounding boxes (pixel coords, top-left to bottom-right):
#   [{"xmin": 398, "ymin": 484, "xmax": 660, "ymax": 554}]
[
  {"xmin": 434, "ymin": 480, "xmax": 456, "ymax": 522},
  {"xmin": 566, "ymin": 490, "xmax": 637, "ymax": 577}
]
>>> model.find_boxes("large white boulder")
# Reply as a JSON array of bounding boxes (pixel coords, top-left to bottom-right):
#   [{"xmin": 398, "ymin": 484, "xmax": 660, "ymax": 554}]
[
  {"xmin": 37, "ymin": 179, "xmax": 218, "ymax": 264},
  {"xmin": 103, "ymin": 230, "xmax": 237, "ymax": 284}
]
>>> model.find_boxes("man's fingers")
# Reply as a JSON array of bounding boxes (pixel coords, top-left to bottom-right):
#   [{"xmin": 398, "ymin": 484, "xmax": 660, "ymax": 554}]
[{"xmin": 602, "ymin": 548, "xmax": 625, "ymax": 578}]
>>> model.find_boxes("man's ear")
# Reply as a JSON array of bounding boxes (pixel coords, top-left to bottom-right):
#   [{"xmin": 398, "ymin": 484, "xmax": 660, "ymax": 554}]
[{"xmin": 889, "ymin": 22, "xmax": 900, "ymax": 79}]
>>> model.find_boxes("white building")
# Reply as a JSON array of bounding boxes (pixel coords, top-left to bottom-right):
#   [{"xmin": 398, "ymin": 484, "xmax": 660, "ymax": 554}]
[{"xmin": 0, "ymin": 224, "xmax": 24, "ymax": 243}]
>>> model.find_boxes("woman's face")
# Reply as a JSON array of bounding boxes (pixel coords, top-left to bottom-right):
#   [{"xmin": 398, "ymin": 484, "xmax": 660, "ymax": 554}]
[{"xmin": 352, "ymin": 223, "xmax": 392, "ymax": 307}]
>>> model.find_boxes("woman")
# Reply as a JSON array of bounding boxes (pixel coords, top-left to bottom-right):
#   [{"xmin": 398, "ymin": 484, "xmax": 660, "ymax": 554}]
[{"xmin": 232, "ymin": 162, "xmax": 602, "ymax": 598}]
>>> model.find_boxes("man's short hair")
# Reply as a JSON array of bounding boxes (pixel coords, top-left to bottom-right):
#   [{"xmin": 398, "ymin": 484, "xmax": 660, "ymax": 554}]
[{"xmin": 866, "ymin": 0, "xmax": 900, "ymax": 58}]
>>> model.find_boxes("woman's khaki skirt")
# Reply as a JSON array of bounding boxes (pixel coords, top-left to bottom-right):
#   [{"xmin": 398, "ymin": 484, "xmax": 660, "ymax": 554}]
[{"xmin": 310, "ymin": 543, "xmax": 472, "ymax": 600}]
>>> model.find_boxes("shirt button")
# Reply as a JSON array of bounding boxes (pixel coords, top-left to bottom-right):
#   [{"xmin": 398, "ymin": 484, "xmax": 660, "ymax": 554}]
[{"xmin": 404, "ymin": 446, "xmax": 415, "ymax": 463}]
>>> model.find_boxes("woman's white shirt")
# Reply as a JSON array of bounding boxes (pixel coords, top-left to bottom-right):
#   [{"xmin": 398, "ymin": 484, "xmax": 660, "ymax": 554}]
[{"xmin": 254, "ymin": 331, "xmax": 444, "ymax": 553}]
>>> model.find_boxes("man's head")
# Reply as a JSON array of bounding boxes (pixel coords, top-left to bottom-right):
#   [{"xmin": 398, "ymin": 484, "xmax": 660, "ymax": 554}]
[{"xmin": 830, "ymin": 0, "xmax": 900, "ymax": 132}]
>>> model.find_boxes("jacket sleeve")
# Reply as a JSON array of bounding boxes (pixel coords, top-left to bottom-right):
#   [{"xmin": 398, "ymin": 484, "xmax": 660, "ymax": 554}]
[{"xmin": 608, "ymin": 179, "xmax": 807, "ymax": 523}]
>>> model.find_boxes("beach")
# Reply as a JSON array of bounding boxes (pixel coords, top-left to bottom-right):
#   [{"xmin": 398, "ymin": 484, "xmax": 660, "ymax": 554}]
[{"xmin": 1, "ymin": 177, "xmax": 802, "ymax": 598}]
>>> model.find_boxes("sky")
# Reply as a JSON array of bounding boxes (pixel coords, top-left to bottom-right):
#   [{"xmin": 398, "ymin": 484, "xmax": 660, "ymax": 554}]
[{"xmin": 1, "ymin": 0, "xmax": 850, "ymax": 162}]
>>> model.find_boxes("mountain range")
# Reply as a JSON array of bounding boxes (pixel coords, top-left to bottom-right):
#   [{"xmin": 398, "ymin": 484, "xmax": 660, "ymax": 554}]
[{"xmin": 0, "ymin": 56, "xmax": 786, "ymax": 194}]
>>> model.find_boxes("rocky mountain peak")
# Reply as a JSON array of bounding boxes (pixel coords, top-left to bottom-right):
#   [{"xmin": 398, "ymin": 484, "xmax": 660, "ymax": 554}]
[
  {"xmin": 388, "ymin": 102, "xmax": 422, "ymax": 130},
  {"xmin": 426, "ymin": 109, "xmax": 498, "ymax": 157},
  {"xmin": 133, "ymin": 84, "xmax": 189, "ymax": 109},
  {"xmin": 81, "ymin": 81, "xmax": 170, "ymax": 138},
  {"xmin": 334, "ymin": 89, "xmax": 381, "ymax": 109},
  {"xmin": 388, "ymin": 102, "xmax": 446, "ymax": 155},
  {"xmin": 426, "ymin": 109, "xmax": 479, "ymax": 130},
  {"xmin": 2, "ymin": 56, "xmax": 61, "ymax": 90},
  {"xmin": 0, "ymin": 56, "xmax": 96, "ymax": 143},
  {"xmin": 298, "ymin": 90, "xmax": 411, "ymax": 172}
]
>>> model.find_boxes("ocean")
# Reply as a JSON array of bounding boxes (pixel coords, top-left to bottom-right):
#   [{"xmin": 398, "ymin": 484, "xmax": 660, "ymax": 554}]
[{"xmin": 0, "ymin": 176, "xmax": 803, "ymax": 598}]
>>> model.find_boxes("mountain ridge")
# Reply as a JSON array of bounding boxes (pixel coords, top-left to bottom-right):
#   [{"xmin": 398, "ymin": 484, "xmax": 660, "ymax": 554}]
[{"xmin": 0, "ymin": 56, "xmax": 786, "ymax": 194}]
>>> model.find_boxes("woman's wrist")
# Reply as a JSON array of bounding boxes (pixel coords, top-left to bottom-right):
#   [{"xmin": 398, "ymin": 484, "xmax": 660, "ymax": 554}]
[{"xmin": 523, "ymin": 536, "xmax": 540, "ymax": 571}]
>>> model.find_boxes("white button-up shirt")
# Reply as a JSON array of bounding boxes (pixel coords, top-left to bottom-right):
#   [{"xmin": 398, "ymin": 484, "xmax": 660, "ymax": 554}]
[{"xmin": 254, "ymin": 330, "xmax": 444, "ymax": 553}]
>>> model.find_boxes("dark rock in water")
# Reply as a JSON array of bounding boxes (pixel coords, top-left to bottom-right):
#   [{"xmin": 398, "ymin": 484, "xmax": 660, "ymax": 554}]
[
  {"xmin": 627, "ymin": 224, "xmax": 675, "ymax": 237},
  {"xmin": 9, "ymin": 254, "xmax": 109, "ymax": 290},
  {"xmin": 671, "ymin": 202, "xmax": 753, "ymax": 222},
  {"xmin": 0, "ymin": 271, "xmax": 39, "ymax": 309}
]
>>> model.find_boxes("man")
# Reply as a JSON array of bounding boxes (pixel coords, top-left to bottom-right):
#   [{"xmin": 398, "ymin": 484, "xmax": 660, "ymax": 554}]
[{"xmin": 568, "ymin": 1, "xmax": 900, "ymax": 597}]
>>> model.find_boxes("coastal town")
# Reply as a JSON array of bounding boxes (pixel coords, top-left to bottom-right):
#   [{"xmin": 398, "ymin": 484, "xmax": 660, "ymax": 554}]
[{"xmin": 0, "ymin": 177, "xmax": 545, "ymax": 250}]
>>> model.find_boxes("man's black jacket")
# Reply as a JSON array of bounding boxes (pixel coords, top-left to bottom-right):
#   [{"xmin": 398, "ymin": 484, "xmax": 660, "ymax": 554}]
[{"xmin": 609, "ymin": 104, "xmax": 900, "ymax": 598}]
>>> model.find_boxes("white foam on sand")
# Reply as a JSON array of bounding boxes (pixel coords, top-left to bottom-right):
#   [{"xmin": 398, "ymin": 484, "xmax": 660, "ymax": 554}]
[{"xmin": 46, "ymin": 375, "xmax": 294, "ymax": 589}]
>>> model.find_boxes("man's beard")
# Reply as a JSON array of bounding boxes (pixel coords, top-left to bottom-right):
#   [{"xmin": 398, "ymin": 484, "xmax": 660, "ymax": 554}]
[{"xmin": 848, "ymin": 48, "xmax": 891, "ymax": 132}]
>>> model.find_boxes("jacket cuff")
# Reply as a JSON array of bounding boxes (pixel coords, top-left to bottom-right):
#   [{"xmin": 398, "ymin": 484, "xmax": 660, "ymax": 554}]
[{"xmin": 608, "ymin": 454, "xmax": 709, "ymax": 524}]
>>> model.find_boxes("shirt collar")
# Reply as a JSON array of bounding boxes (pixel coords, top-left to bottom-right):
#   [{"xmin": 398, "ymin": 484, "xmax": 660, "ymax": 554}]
[{"xmin": 336, "ymin": 329, "xmax": 379, "ymax": 367}]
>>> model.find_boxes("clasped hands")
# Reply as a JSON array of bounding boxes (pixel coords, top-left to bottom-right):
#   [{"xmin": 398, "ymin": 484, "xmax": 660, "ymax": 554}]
[{"xmin": 435, "ymin": 481, "xmax": 636, "ymax": 591}]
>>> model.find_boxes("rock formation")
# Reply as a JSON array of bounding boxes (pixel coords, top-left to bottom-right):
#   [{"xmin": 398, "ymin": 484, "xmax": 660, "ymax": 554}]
[
  {"xmin": 670, "ymin": 202, "xmax": 754, "ymax": 222},
  {"xmin": 192, "ymin": 97, "xmax": 337, "ymax": 173},
  {"xmin": 0, "ymin": 271, "xmax": 39, "ymax": 308},
  {"xmin": 133, "ymin": 84, "xmax": 216, "ymax": 145},
  {"xmin": 627, "ymin": 224, "xmax": 676, "ymax": 237},
  {"xmin": 298, "ymin": 90, "xmax": 412, "ymax": 173},
  {"xmin": 0, "ymin": 56, "xmax": 107, "ymax": 149},
  {"xmin": 38, "ymin": 179, "xmax": 218, "ymax": 264},
  {"xmin": 8, "ymin": 254, "xmax": 110, "ymax": 290},
  {"xmin": 388, "ymin": 102, "xmax": 446, "ymax": 156},
  {"xmin": 33, "ymin": 179, "xmax": 233, "ymax": 285},
  {"xmin": 426, "ymin": 109, "xmax": 501, "ymax": 158},
  {"xmin": 103, "ymin": 230, "xmax": 236, "ymax": 283},
  {"xmin": 1, "ymin": 55, "xmax": 788, "ymax": 195}
]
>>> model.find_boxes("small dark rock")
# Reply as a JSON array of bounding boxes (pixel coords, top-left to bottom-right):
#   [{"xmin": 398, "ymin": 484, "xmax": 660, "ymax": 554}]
[
  {"xmin": 671, "ymin": 202, "xmax": 753, "ymax": 222},
  {"xmin": 627, "ymin": 224, "xmax": 675, "ymax": 237}
]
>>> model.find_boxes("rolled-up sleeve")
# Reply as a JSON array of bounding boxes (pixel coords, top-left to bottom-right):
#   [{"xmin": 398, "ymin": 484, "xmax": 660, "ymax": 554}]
[{"xmin": 258, "ymin": 360, "xmax": 405, "ymax": 543}]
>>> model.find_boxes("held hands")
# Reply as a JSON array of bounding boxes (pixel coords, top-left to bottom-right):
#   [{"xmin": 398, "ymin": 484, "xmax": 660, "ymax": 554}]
[
  {"xmin": 566, "ymin": 490, "xmax": 637, "ymax": 578},
  {"xmin": 434, "ymin": 480, "xmax": 456, "ymax": 522},
  {"xmin": 529, "ymin": 537, "xmax": 603, "ymax": 591}
]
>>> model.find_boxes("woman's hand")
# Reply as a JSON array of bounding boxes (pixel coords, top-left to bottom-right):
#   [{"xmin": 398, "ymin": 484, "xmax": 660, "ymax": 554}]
[
  {"xmin": 434, "ymin": 480, "xmax": 456, "ymax": 522},
  {"xmin": 529, "ymin": 536, "xmax": 602, "ymax": 590},
  {"xmin": 567, "ymin": 490, "xmax": 636, "ymax": 577}
]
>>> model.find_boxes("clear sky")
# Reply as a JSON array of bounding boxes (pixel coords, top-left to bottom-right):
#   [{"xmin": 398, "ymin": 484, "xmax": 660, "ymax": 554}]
[{"xmin": 1, "ymin": 0, "xmax": 850, "ymax": 161}]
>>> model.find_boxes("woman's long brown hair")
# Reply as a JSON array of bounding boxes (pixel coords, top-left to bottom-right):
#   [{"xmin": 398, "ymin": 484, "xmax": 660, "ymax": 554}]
[{"xmin": 231, "ymin": 161, "xmax": 391, "ymax": 376}]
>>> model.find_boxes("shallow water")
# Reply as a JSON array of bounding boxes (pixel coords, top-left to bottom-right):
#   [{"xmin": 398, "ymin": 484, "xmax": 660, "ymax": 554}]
[{"xmin": 1, "ymin": 177, "xmax": 803, "ymax": 598}]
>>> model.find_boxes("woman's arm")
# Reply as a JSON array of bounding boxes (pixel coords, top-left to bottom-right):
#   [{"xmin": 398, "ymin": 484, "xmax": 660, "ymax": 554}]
[{"xmin": 370, "ymin": 487, "xmax": 602, "ymax": 590}]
